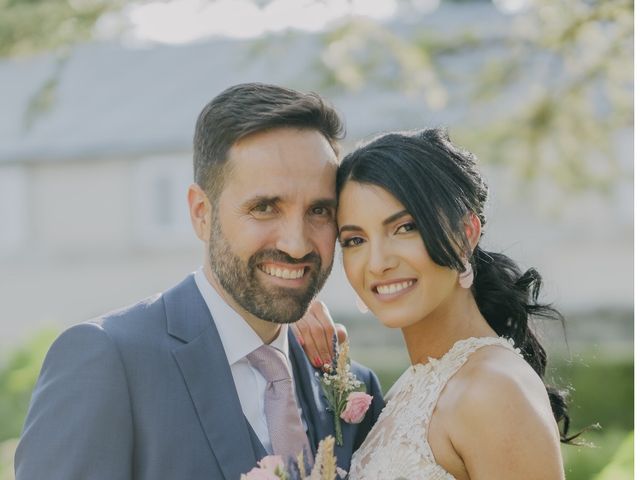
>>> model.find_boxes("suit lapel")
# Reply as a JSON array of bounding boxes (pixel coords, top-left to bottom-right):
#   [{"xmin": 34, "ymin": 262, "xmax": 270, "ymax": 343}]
[
  {"xmin": 165, "ymin": 276, "xmax": 259, "ymax": 480},
  {"xmin": 288, "ymin": 330, "xmax": 336, "ymax": 453},
  {"xmin": 289, "ymin": 332, "xmax": 321, "ymax": 459},
  {"xmin": 288, "ymin": 330, "xmax": 359, "ymax": 470}
]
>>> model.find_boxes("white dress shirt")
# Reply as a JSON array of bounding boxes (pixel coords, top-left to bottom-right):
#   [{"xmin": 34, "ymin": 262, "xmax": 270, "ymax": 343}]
[{"xmin": 194, "ymin": 268, "xmax": 305, "ymax": 454}]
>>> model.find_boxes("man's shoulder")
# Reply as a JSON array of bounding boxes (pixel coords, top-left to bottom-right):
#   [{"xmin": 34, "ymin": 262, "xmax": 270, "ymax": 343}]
[
  {"xmin": 46, "ymin": 292, "xmax": 165, "ymax": 363},
  {"xmin": 348, "ymin": 359, "xmax": 378, "ymax": 385},
  {"xmin": 94, "ymin": 291, "xmax": 165, "ymax": 332},
  {"xmin": 62, "ymin": 274, "xmax": 198, "ymax": 348},
  {"xmin": 70, "ymin": 291, "xmax": 162, "ymax": 341}
]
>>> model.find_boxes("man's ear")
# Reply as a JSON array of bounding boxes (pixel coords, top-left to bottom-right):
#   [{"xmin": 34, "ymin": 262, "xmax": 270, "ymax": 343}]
[
  {"xmin": 188, "ymin": 183, "xmax": 212, "ymax": 242},
  {"xmin": 463, "ymin": 213, "xmax": 482, "ymax": 253}
]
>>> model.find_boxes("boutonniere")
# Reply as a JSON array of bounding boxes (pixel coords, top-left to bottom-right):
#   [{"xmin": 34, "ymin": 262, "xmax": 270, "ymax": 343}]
[
  {"xmin": 242, "ymin": 436, "xmax": 346, "ymax": 479},
  {"xmin": 317, "ymin": 338, "xmax": 373, "ymax": 446}
]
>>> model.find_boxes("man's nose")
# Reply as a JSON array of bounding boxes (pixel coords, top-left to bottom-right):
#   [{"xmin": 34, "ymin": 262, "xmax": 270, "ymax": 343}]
[{"xmin": 275, "ymin": 217, "xmax": 314, "ymax": 260}]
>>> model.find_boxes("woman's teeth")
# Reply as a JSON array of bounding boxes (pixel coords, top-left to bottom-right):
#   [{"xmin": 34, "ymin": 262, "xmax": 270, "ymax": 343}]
[
  {"xmin": 259, "ymin": 265, "xmax": 305, "ymax": 280},
  {"xmin": 375, "ymin": 280, "xmax": 415, "ymax": 295}
]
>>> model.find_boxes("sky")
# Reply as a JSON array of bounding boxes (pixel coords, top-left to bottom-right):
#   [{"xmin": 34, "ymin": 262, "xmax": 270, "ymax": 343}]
[{"xmin": 103, "ymin": 0, "xmax": 528, "ymax": 45}]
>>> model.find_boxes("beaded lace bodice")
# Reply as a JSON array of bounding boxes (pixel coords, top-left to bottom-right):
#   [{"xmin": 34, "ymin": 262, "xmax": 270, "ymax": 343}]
[{"xmin": 349, "ymin": 337, "xmax": 520, "ymax": 480}]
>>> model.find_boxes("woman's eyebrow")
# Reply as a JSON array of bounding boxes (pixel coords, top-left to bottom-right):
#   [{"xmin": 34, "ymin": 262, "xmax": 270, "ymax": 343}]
[
  {"xmin": 338, "ymin": 210, "xmax": 410, "ymax": 235},
  {"xmin": 382, "ymin": 210, "xmax": 410, "ymax": 226},
  {"xmin": 338, "ymin": 224, "xmax": 362, "ymax": 236}
]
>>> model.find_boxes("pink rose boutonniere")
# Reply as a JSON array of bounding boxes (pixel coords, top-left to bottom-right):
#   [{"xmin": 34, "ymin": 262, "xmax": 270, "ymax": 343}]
[
  {"xmin": 318, "ymin": 339, "xmax": 373, "ymax": 446},
  {"xmin": 340, "ymin": 391, "xmax": 373, "ymax": 424}
]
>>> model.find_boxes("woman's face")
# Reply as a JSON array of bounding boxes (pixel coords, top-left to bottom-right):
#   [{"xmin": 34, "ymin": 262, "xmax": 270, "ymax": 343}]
[{"xmin": 337, "ymin": 181, "xmax": 458, "ymax": 329}]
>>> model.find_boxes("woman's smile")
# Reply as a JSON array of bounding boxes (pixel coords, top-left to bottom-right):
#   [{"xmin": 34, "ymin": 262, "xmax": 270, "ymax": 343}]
[{"xmin": 370, "ymin": 278, "xmax": 417, "ymax": 300}]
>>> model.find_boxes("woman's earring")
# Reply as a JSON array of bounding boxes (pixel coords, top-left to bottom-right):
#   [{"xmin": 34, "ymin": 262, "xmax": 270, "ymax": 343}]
[
  {"xmin": 459, "ymin": 259, "xmax": 474, "ymax": 289},
  {"xmin": 355, "ymin": 295, "xmax": 369, "ymax": 313}
]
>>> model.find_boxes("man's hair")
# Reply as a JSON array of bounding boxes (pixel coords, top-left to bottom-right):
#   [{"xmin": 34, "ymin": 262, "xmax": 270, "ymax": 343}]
[{"xmin": 193, "ymin": 82, "xmax": 345, "ymax": 201}]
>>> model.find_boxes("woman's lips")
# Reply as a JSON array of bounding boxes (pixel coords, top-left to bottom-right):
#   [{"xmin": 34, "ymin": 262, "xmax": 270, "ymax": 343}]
[{"xmin": 370, "ymin": 278, "xmax": 417, "ymax": 301}]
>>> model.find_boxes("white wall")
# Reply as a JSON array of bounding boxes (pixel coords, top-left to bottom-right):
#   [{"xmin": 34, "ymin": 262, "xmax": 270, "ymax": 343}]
[{"xmin": 0, "ymin": 149, "xmax": 632, "ymax": 351}]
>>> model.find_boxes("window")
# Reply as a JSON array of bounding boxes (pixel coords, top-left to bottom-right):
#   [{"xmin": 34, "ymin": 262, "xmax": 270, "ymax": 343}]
[{"xmin": 133, "ymin": 155, "xmax": 193, "ymax": 247}]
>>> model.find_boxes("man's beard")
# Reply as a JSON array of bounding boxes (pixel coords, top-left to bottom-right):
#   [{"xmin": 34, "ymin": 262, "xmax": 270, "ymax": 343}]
[{"xmin": 208, "ymin": 220, "xmax": 333, "ymax": 324}]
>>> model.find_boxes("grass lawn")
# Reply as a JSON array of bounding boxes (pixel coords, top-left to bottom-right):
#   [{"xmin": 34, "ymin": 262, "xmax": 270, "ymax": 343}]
[{"xmin": 0, "ymin": 328, "xmax": 633, "ymax": 479}]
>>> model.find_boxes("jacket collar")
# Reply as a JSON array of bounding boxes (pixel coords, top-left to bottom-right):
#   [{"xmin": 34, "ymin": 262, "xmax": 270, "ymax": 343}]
[{"xmin": 165, "ymin": 275, "xmax": 262, "ymax": 479}]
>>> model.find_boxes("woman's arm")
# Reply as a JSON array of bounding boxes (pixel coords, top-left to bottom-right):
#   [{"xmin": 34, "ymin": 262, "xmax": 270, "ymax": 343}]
[
  {"xmin": 292, "ymin": 300, "xmax": 347, "ymax": 367},
  {"xmin": 448, "ymin": 354, "xmax": 564, "ymax": 480}
]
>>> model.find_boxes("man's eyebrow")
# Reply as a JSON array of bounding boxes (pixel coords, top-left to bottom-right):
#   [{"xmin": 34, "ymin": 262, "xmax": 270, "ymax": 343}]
[
  {"xmin": 338, "ymin": 209, "xmax": 410, "ymax": 236},
  {"xmin": 240, "ymin": 195, "xmax": 281, "ymax": 209},
  {"xmin": 311, "ymin": 198, "xmax": 338, "ymax": 209}
]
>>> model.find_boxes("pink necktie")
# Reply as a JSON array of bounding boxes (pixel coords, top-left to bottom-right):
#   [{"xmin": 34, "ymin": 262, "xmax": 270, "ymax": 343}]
[{"xmin": 247, "ymin": 345, "xmax": 311, "ymax": 461}]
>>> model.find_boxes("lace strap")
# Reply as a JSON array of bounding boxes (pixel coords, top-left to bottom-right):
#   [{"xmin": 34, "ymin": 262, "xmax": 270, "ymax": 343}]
[
  {"xmin": 419, "ymin": 336, "xmax": 520, "ymax": 465},
  {"xmin": 436, "ymin": 336, "xmax": 519, "ymax": 379},
  {"xmin": 436, "ymin": 337, "xmax": 520, "ymax": 370}
]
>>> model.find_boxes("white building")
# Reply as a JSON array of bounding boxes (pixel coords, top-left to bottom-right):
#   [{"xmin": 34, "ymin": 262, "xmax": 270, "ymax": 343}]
[{"xmin": 0, "ymin": 3, "xmax": 632, "ymax": 351}]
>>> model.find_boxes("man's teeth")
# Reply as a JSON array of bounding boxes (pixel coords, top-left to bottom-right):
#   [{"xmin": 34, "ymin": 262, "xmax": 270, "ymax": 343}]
[
  {"xmin": 260, "ymin": 265, "xmax": 305, "ymax": 280},
  {"xmin": 375, "ymin": 280, "xmax": 415, "ymax": 295}
]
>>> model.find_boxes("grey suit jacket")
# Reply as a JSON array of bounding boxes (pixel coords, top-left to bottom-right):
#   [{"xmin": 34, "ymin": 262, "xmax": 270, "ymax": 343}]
[{"xmin": 15, "ymin": 275, "xmax": 384, "ymax": 480}]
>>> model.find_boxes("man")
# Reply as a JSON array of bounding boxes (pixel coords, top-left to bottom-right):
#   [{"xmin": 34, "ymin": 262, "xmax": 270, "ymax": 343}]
[{"xmin": 15, "ymin": 83, "xmax": 384, "ymax": 480}]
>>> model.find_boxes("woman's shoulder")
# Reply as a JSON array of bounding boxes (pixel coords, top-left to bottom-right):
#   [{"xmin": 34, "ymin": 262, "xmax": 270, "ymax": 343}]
[
  {"xmin": 428, "ymin": 341, "xmax": 564, "ymax": 479},
  {"xmin": 453, "ymin": 343, "xmax": 549, "ymax": 415},
  {"xmin": 435, "ymin": 343, "xmax": 564, "ymax": 478},
  {"xmin": 443, "ymin": 342, "xmax": 560, "ymax": 444}
]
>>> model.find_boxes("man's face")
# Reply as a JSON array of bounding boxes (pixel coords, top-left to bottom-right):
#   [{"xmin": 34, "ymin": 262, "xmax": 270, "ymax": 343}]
[{"xmin": 209, "ymin": 127, "xmax": 338, "ymax": 324}]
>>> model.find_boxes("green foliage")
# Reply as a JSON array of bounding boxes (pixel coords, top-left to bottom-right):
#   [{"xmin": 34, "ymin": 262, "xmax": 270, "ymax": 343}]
[
  {"xmin": 321, "ymin": 18, "xmax": 447, "ymax": 109},
  {"xmin": 593, "ymin": 431, "xmax": 633, "ymax": 480},
  {"xmin": 0, "ymin": 0, "xmax": 124, "ymax": 57},
  {"xmin": 0, "ymin": 0, "xmax": 632, "ymax": 192},
  {"xmin": 563, "ymin": 429, "xmax": 632, "ymax": 480},
  {"xmin": 320, "ymin": 0, "xmax": 632, "ymax": 192},
  {"xmin": 552, "ymin": 356, "xmax": 633, "ymax": 480},
  {"xmin": 548, "ymin": 355, "xmax": 633, "ymax": 433},
  {"xmin": 0, "ymin": 330, "xmax": 632, "ymax": 479},
  {"xmin": 0, "ymin": 330, "xmax": 57, "ymax": 478},
  {"xmin": 0, "ymin": 330, "xmax": 57, "ymax": 442}
]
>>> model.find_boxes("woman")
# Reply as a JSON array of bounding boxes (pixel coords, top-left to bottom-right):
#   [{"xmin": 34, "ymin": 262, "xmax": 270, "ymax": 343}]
[{"xmin": 300, "ymin": 128, "xmax": 572, "ymax": 479}]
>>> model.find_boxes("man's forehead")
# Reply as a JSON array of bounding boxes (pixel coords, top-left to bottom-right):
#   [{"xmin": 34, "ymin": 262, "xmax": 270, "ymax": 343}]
[
  {"xmin": 227, "ymin": 128, "xmax": 338, "ymax": 168},
  {"xmin": 226, "ymin": 157, "xmax": 336, "ymax": 184},
  {"xmin": 236, "ymin": 191, "xmax": 337, "ymax": 207},
  {"xmin": 224, "ymin": 157, "xmax": 337, "ymax": 194}
]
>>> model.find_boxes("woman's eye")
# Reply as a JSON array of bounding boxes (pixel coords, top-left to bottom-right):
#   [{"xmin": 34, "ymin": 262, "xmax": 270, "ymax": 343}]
[
  {"xmin": 341, "ymin": 237, "xmax": 364, "ymax": 248},
  {"xmin": 396, "ymin": 222, "xmax": 417, "ymax": 234}
]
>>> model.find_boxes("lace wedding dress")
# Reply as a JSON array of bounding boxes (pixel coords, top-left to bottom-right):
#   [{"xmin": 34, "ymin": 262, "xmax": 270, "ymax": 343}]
[{"xmin": 349, "ymin": 336, "xmax": 521, "ymax": 480}]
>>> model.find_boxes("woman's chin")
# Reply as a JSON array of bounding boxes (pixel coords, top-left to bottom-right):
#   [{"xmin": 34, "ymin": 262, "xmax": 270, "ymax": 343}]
[{"xmin": 373, "ymin": 310, "xmax": 421, "ymax": 330}]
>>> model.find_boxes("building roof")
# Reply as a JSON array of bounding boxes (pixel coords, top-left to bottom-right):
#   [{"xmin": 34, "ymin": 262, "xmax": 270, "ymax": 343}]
[{"xmin": 0, "ymin": 2, "xmax": 507, "ymax": 164}]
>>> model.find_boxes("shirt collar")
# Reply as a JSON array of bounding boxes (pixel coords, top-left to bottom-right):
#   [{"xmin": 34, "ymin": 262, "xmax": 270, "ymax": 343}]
[{"xmin": 194, "ymin": 267, "xmax": 290, "ymax": 365}]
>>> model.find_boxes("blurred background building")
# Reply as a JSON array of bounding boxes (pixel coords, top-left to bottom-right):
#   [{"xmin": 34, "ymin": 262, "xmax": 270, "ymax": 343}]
[{"xmin": 1, "ymin": 0, "xmax": 632, "ymax": 345}]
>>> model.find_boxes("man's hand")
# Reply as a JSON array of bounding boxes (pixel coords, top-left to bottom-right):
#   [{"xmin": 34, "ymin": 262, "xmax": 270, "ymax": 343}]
[{"xmin": 291, "ymin": 301, "xmax": 348, "ymax": 368}]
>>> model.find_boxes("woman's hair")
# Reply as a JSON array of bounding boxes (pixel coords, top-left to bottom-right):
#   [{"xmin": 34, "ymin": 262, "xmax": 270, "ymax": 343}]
[{"xmin": 337, "ymin": 127, "xmax": 576, "ymax": 443}]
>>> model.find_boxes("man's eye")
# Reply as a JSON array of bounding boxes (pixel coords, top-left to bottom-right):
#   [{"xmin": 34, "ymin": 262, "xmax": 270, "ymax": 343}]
[
  {"xmin": 396, "ymin": 222, "xmax": 417, "ymax": 234},
  {"xmin": 252, "ymin": 203, "xmax": 275, "ymax": 214},
  {"xmin": 340, "ymin": 237, "xmax": 364, "ymax": 248},
  {"xmin": 311, "ymin": 206, "xmax": 331, "ymax": 216}
]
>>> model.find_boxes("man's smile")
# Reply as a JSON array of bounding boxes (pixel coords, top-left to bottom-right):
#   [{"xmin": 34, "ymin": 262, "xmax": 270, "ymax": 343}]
[{"xmin": 258, "ymin": 262, "xmax": 308, "ymax": 281}]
